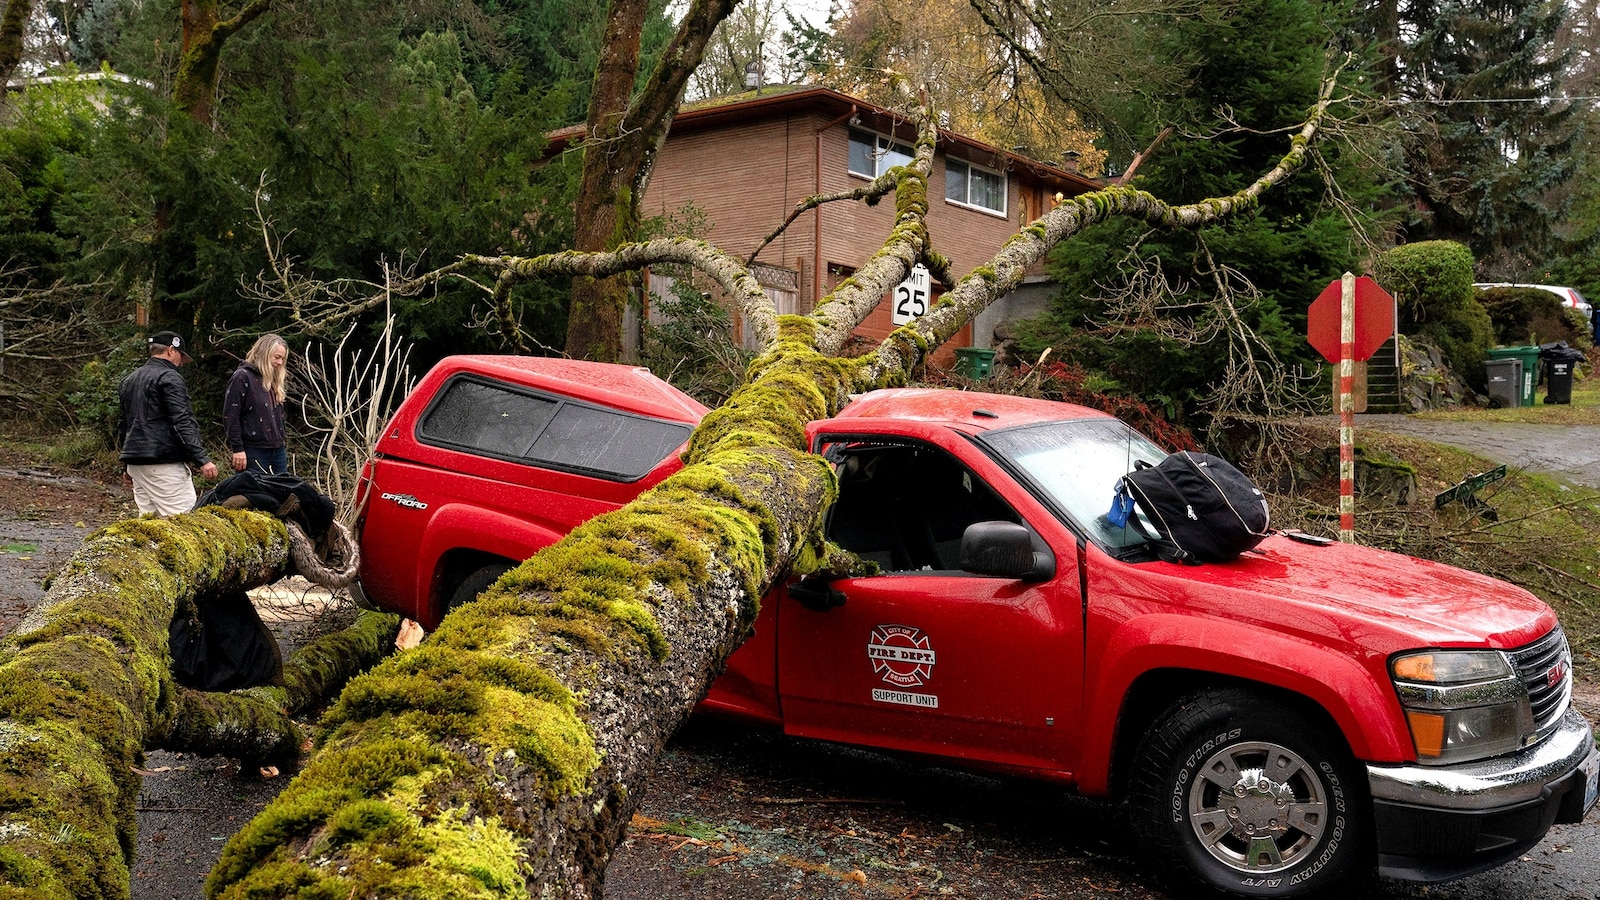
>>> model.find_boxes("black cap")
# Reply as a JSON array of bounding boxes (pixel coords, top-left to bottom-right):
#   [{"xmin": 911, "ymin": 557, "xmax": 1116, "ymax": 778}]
[{"xmin": 148, "ymin": 331, "xmax": 192, "ymax": 362}]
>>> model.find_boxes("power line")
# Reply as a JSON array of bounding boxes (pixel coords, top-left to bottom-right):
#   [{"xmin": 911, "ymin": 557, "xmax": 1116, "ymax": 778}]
[{"xmin": 1406, "ymin": 95, "xmax": 1600, "ymax": 104}]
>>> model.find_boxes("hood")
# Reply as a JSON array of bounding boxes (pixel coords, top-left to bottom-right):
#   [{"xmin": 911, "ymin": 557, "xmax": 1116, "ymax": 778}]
[{"xmin": 1151, "ymin": 534, "xmax": 1555, "ymax": 651}]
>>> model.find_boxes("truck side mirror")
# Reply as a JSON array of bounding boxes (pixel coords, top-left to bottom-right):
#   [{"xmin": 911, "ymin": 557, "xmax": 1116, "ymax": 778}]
[
  {"xmin": 788, "ymin": 575, "xmax": 847, "ymax": 611},
  {"xmin": 960, "ymin": 521, "xmax": 1055, "ymax": 581}
]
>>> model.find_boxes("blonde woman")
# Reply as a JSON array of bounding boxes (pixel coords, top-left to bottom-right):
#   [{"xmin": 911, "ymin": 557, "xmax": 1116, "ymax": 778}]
[{"xmin": 223, "ymin": 334, "xmax": 290, "ymax": 475}]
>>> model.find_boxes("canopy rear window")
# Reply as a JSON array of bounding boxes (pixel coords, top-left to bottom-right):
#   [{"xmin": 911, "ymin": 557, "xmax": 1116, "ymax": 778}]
[{"xmin": 417, "ymin": 375, "xmax": 693, "ymax": 481}]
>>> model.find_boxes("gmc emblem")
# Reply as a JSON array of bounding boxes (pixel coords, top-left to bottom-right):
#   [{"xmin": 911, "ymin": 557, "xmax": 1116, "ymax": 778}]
[{"xmin": 1548, "ymin": 659, "xmax": 1568, "ymax": 689}]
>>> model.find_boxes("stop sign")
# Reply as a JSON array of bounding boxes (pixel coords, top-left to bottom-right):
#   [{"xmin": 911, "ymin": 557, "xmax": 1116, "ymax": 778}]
[{"xmin": 1307, "ymin": 275, "xmax": 1395, "ymax": 363}]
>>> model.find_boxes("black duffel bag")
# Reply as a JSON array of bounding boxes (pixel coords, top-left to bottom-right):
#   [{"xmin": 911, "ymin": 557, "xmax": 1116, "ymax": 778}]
[{"xmin": 1119, "ymin": 451, "xmax": 1271, "ymax": 563}]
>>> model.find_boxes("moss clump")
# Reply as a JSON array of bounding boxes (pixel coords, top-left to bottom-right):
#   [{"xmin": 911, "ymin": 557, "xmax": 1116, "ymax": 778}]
[
  {"xmin": 322, "ymin": 645, "xmax": 595, "ymax": 798},
  {"xmin": 209, "ymin": 737, "xmax": 531, "ymax": 899}
]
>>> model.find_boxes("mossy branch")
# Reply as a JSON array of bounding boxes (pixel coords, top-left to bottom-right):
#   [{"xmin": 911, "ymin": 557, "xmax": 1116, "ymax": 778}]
[
  {"xmin": 854, "ymin": 68, "xmax": 1344, "ymax": 385},
  {"xmin": 155, "ymin": 610, "xmax": 404, "ymax": 765},
  {"xmin": 0, "ymin": 508, "xmax": 290, "ymax": 900}
]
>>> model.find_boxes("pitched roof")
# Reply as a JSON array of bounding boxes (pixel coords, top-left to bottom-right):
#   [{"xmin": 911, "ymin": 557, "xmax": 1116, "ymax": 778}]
[{"xmin": 548, "ymin": 85, "xmax": 1102, "ymax": 196}]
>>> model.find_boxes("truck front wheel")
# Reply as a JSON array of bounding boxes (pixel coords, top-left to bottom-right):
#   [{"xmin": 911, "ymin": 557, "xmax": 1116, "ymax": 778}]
[{"xmin": 1129, "ymin": 690, "xmax": 1369, "ymax": 898}]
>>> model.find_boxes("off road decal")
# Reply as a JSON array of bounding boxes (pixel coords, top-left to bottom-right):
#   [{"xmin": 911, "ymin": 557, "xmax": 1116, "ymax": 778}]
[
  {"xmin": 869, "ymin": 624, "xmax": 937, "ymax": 688},
  {"xmin": 381, "ymin": 492, "xmax": 428, "ymax": 510}
]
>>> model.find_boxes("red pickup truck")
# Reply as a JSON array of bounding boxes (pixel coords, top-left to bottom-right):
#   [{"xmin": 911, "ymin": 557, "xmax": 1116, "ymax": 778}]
[{"xmin": 353, "ymin": 354, "xmax": 1598, "ymax": 898}]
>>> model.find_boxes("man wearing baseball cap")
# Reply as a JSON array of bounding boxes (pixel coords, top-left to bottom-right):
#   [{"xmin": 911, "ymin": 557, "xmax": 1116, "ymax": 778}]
[{"xmin": 118, "ymin": 331, "xmax": 218, "ymax": 515}]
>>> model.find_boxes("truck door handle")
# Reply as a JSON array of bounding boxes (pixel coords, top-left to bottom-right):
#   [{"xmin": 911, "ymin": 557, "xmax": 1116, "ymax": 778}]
[{"xmin": 789, "ymin": 577, "xmax": 846, "ymax": 611}]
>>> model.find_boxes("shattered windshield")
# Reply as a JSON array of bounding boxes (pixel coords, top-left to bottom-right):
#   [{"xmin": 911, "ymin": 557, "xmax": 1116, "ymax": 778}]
[{"xmin": 982, "ymin": 418, "xmax": 1169, "ymax": 551}]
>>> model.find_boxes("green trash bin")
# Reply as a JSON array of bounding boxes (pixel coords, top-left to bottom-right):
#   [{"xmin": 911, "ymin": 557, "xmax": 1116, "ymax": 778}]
[
  {"xmin": 1486, "ymin": 346, "xmax": 1540, "ymax": 406},
  {"xmin": 954, "ymin": 347, "xmax": 996, "ymax": 378}
]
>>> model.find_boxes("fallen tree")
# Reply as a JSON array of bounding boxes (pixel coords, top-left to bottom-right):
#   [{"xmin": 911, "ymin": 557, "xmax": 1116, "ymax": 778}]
[
  {"xmin": 0, "ymin": 509, "xmax": 400, "ymax": 899},
  {"xmin": 205, "ymin": 79, "xmax": 1341, "ymax": 899},
  {"xmin": 0, "ymin": 74, "xmax": 1344, "ymax": 898}
]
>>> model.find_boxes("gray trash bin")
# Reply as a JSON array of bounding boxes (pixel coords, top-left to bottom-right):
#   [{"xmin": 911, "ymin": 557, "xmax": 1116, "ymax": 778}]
[{"xmin": 1484, "ymin": 358, "xmax": 1521, "ymax": 408}]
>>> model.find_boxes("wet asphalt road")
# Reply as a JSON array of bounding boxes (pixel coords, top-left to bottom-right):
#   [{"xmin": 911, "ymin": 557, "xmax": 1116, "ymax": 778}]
[{"xmin": 1340, "ymin": 415, "xmax": 1600, "ymax": 899}]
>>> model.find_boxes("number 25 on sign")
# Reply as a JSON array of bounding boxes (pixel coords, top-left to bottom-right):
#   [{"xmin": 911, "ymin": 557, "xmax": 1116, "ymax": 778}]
[{"xmin": 892, "ymin": 264, "xmax": 932, "ymax": 326}]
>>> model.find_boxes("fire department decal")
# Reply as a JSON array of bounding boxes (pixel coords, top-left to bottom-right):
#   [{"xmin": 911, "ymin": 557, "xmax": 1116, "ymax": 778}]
[{"xmin": 868, "ymin": 624, "xmax": 937, "ymax": 688}]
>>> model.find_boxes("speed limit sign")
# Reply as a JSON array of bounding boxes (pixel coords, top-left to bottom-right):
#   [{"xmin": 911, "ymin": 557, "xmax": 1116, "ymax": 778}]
[{"xmin": 891, "ymin": 264, "xmax": 932, "ymax": 326}]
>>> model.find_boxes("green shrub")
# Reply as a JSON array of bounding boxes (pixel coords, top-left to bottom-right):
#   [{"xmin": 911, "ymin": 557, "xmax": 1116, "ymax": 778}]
[
  {"xmin": 1374, "ymin": 241, "xmax": 1493, "ymax": 390},
  {"xmin": 64, "ymin": 338, "xmax": 148, "ymax": 450}
]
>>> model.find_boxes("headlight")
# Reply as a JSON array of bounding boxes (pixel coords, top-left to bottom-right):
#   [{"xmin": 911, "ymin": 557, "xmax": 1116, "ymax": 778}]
[{"xmin": 1390, "ymin": 649, "xmax": 1533, "ymax": 765}]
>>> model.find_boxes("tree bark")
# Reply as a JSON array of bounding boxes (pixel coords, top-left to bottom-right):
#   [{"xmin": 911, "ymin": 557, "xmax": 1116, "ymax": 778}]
[
  {"xmin": 204, "ymin": 89, "xmax": 1337, "ymax": 898},
  {"xmin": 565, "ymin": 0, "xmax": 739, "ymax": 362},
  {"xmin": 0, "ymin": 0, "xmax": 31, "ymax": 90},
  {"xmin": 173, "ymin": 0, "xmax": 274, "ymax": 126}
]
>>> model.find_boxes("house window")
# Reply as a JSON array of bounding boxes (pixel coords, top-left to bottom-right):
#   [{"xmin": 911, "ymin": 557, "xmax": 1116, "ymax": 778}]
[
  {"xmin": 848, "ymin": 128, "xmax": 913, "ymax": 178},
  {"xmin": 945, "ymin": 159, "xmax": 1007, "ymax": 215}
]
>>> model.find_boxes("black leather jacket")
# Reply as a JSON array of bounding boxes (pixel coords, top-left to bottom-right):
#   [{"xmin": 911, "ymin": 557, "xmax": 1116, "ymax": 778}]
[{"xmin": 118, "ymin": 358, "xmax": 211, "ymax": 466}]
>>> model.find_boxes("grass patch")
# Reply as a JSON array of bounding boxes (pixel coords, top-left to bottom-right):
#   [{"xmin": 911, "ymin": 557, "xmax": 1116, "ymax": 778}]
[
  {"xmin": 651, "ymin": 816, "xmax": 724, "ymax": 842},
  {"xmin": 2, "ymin": 543, "xmax": 38, "ymax": 553},
  {"xmin": 0, "ymin": 422, "xmax": 123, "ymax": 477}
]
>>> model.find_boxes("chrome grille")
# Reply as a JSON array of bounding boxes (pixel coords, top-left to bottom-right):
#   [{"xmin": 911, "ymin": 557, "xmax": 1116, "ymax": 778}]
[{"xmin": 1508, "ymin": 626, "xmax": 1572, "ymax": 741}]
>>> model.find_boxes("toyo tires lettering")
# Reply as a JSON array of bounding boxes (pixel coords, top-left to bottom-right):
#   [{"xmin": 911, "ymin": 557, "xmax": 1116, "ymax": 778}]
[{"xmin": 1171, "ymin": 728, "xmax": 1242, "ymax": 823}]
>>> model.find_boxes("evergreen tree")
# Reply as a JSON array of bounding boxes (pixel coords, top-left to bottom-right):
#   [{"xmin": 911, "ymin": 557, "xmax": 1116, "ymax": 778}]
[
  {"xmin": 59, "ymin": 0, "xmax": 583, "ymax": 360},
  {"xmin": 1036, "ymin": 0, "xmax": 1386, "ymax": 430},
  {"xmin": 1381, "ymin": 0, "xmax": 1577, "ymax": 277}
]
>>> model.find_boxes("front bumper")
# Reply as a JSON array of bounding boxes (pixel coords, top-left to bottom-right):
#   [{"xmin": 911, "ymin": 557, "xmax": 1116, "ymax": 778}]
[{"xmin": 1367, "ymin": 708, "xmax": 1598, "ymax": 882}]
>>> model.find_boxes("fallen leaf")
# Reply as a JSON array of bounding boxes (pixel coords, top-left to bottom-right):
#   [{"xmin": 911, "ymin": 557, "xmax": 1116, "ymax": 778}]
[
  {"xmin": 130, "ymin": 765, "xmax": 174, "ymax": 776},
  {"xmin": 258, "ymin": 765, "xmax": 280, "ymax": 779},
  {"xmin": 842, "ymin": 870, "xmax": 867, "ymax": 884}
]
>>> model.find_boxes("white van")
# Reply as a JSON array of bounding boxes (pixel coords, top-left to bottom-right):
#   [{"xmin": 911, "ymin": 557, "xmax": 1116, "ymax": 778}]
[{"xmin": 1474, "ymin": 283, "xmax": 1594, "ymax": 326}]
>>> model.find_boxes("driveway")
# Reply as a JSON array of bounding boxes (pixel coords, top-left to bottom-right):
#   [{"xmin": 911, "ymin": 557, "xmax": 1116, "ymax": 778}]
[{"xmin": 1352, "ymin": 415, "xmax": 1600, "ymax": 489}]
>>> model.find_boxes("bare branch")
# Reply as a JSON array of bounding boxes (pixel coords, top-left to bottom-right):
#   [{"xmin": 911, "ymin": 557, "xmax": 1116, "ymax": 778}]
[{"xmin": 746, "ymin": 167, "xmax": 904, "ymax": 265}]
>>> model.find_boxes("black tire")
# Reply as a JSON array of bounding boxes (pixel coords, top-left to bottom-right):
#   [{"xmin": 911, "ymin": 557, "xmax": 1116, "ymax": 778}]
[
  {"xmin": 448, "ymin": 561, "xmax": 513, "ymax": 612},
  {"xmin": 1129, "ymin": 689, "xmax": 1369, "ymax": 898}
]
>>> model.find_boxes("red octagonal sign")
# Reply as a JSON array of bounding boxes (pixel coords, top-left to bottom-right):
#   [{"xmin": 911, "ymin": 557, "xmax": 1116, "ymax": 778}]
[{"xmin": 1307, "ymin": 275, "xmax": 1395, "ymax": 363}]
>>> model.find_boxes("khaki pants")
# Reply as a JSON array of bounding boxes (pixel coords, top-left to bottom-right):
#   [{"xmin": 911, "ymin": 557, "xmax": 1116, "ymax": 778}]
[{"xmin": 127, "ymin": 463, "xmax": 197, "ymax": 516}]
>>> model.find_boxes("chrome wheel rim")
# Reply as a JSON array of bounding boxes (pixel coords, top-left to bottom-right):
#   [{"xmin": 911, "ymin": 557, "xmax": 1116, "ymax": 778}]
[{"xmin": 1186, "ymin": 739, "xmax": 1329, "ymax": 874}]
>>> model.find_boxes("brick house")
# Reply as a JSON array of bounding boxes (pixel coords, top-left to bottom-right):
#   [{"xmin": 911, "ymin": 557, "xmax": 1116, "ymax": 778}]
[{"xmin": 571, "ymin": 86, "xmax": 1101, "ymax": 363}]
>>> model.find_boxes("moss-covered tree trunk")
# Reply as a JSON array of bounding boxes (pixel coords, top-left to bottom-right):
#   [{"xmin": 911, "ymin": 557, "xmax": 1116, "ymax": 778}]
[
  {"xmin": 0, "ymin": 508, "xmax": 402, "ymax": 899},
  {"xmin": 173, "ymin": 0, "xmax": 273, "ymax": 127},
  {"xmin": 566, "ymin": 0, "xmax": 737, "ymax": 362},
  {"xmin": 0, "ymin": 510, "xmax": 289, "ymax": 899},
  {"xmin": 0, "ymin": 0, "xmax": 31, "ymax": 91}
]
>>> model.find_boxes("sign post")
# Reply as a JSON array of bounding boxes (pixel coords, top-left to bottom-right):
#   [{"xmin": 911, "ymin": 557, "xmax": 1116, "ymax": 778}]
[
  {"xmin": 1337, "ymin": 275, "xmax": 1357, "ymax": 542},
  {"xmin": 891, "ymin": 264, "xmax": 932, "ymax": 326},
  {"xmin": 1307, "ymin": 273, "xmax": 1396, "ymax": 544}
]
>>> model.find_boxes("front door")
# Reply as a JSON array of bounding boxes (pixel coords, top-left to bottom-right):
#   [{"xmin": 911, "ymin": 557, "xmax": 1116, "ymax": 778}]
[{"xmin": 776, "ymin": 441, "xmax": 1082, "ymax": 775}]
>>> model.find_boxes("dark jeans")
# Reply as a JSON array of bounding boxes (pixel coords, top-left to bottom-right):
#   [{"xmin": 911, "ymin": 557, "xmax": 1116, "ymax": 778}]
[{"xmin": 245, "ymin": 446, "xmax": 289, "ymax": 475}]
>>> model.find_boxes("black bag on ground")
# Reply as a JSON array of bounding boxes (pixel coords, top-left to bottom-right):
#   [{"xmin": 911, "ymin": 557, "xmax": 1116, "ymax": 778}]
[
  {"xmin": 169, "ymin": 589, "xmax": 284, "ymax": 692},
  {"xmin": 1121, "ymin": 451, "xmax": 1271, "ymax": 563}
]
